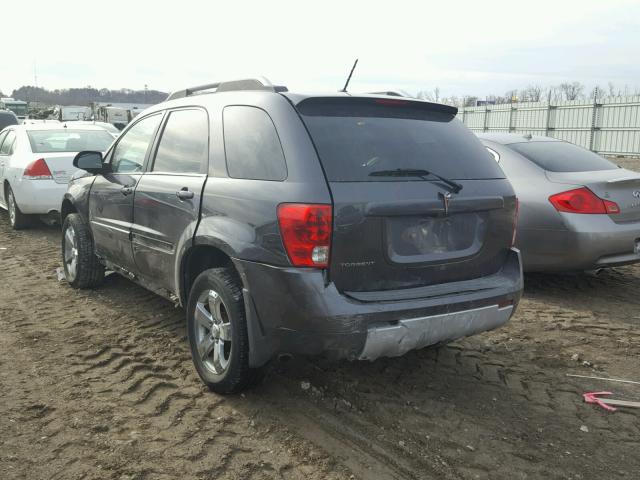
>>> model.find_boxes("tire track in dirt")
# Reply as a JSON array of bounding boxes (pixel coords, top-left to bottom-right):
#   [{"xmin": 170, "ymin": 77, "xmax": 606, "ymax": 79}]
[{"xmin": 0, "ymin": 215, "xmax": 352, "ymax": 480}]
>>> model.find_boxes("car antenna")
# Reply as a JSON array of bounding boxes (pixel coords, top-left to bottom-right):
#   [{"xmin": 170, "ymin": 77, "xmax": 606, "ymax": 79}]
[{"xmin": 340, "ymin": 59, "xmax": 359, "ymax": 92}]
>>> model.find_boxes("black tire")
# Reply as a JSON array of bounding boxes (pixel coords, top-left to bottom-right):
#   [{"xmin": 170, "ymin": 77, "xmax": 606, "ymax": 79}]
[
  {"xmin": 187, "ymin": 267, "xmax": 256, "ymax": 394},
  {"xmin": 6, "ymin": 184, "xmax": 32, "ymax": 230},
  {"xmin": 61, "ymin": 213, "xmax": 104, "ymax": 289}
]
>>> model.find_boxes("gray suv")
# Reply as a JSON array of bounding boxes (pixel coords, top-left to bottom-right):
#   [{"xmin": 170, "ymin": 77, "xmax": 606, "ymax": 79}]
[{"xmin": 61, "ymin": 78, "xmax": 523, "ymax": 393}]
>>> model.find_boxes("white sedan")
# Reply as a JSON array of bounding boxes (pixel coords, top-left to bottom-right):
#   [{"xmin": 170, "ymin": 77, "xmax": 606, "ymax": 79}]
[{"xmin": 0, "ymin": 123, "xmax": 114, "ymax": 229}]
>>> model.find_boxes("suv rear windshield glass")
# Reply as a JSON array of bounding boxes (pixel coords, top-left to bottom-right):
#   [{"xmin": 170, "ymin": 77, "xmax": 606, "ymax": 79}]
[
  {"xmin": 508, "ymin": 141, "xmax": 618, "ymax": 172},
  {"xmin": 28, "ymin": 129, "xmax": 114, "ymax": 153},
  {"xmin": 297, "ymin": 99, "xmax": 504, "ymax": 182}
]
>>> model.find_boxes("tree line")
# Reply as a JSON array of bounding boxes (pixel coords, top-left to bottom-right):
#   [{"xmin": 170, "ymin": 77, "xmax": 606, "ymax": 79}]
[
  {"xmin": 417, "ymin": 81, "xmax": 640, "ymax": 107},
  {"xmin": 3, "ymin": 81, "xmax": 639, "ymax": 110},
  {"xmin": 2, "ymin": 86, "xmax": 168, "ymax": 106}
]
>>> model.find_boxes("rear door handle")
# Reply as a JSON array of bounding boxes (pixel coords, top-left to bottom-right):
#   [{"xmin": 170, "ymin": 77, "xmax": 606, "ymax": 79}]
[
  {"xmin": 121, "ymin": 186, "xmax": 134, "ymax": 196},
  {"xmin": 176, "ymin": 188, "xmax": 194, "ymax": 201}
]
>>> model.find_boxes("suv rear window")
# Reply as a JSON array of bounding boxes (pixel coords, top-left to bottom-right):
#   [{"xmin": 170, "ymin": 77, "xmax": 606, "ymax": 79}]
[
  {"xmin": 298, "ymin": 99, "xmax": 504, "ymax": 182},
  {"xmin": 508, "ymin": 141, "xmax": 618, "ymax": 172}
]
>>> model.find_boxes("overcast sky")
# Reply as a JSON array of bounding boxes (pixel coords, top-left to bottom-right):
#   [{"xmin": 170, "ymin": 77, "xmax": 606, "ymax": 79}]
[{"xmin": 2, "ymin": 0, "xmax": 639, "ymax": 98}]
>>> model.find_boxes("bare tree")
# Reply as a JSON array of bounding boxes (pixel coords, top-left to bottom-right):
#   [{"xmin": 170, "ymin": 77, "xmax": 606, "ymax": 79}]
[
  {"xmin": 441, "ymin": 95, "xmax": 461, "ymax": 107},
  {"xmin": 464, "ymin": 96, "xmax": 478, "ymax": 107},
  {"xmin": 504, "ymin": 89, "xmax": 519, "ymax": 103},
  {"xmin": 559, "ymin": 81, "xmax": 585, "ymax": 101},
  {"xmin": 608, "ymin": 82, "xmax": 616, "ymax": 97},
  {"xmin": 522, "ymin": 85, "xmax": 543, "ymax": 102},
  {"xmin": 416, "ymin": 87, "xmax": 441, "ymax": 102}
]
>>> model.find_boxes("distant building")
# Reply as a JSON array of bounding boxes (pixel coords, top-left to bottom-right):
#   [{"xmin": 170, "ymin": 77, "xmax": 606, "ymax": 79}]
[{"xmin": 0, "ymin": 98, "xmax": 28, "ymax": 119}]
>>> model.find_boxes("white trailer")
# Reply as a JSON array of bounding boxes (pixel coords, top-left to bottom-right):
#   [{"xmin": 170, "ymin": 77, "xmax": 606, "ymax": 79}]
[{"xmin": 51, "ymin": 105, "xmax": 92, "ymax": 121}]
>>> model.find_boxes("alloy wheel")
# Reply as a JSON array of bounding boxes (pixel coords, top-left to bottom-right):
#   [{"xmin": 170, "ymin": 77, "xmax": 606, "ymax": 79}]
[
  {"xmin": 194, "ymin": 289, "xmax": 232, "ymax": 375},
  {"xmin": 7, "ymin": 189, "xmax": 16, "ymax": 226},
  {"xmin": 63, "ymin": 226, "xmax": 78, "ymax": 282}
]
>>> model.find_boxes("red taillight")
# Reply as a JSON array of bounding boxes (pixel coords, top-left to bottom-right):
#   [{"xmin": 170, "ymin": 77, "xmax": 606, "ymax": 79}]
[
  {"xmin": 23, "ymin": 158, "xmax": 53, "ymax": 180},
  {"xmin": 277, "ymin": 203, "xmax": 332, "ymax": 268},
  {"xmin": 511, "ymin": 198, "xmax": 519, "ymax": 247},
  {"xmin": 549, "ymin": 187, "xmax": 620, "ymax": 215}
]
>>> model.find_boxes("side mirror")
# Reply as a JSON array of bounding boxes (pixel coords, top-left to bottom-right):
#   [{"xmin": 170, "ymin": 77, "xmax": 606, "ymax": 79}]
[{"xmin": 73, "ymin": 151, "xmax": 104, "ymax": 174}]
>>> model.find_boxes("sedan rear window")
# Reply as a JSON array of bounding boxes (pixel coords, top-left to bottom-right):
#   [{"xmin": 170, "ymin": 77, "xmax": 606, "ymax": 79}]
[
  {"xmin": 298, "ymin": 99, "xmax": 504, "ymax": 182},
  {"xmin": 508, "ymin": 141, "xmax": 618, "ymax": 172},
  {"xmin": 27, "ymin": 129, "xmax": 114, "ymax": 153}
]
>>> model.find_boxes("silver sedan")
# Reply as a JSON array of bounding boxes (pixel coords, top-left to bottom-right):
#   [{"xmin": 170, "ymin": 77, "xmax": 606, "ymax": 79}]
[{"xmin": 478, "ymin": 133, "xmax": 640, "ymax": 272}]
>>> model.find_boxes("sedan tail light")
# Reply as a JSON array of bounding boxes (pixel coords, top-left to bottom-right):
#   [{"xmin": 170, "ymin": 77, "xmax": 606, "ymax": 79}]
[
  {"xmin": 549, "ymin": 187, "xmax": 620, "ymax": 215},
  {"xmin": 277, "ymin": 203, "xmax": 332, "ymax": 268},
  {"xmin": 23, "ymin": 158, "xmax": 53, "ymax": 180}
]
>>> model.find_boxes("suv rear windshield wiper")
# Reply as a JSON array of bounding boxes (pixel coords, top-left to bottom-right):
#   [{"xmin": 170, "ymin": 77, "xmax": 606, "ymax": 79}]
[{"xmin": 369, "ymin": 168, "xmax": 463, "ymax": 193}]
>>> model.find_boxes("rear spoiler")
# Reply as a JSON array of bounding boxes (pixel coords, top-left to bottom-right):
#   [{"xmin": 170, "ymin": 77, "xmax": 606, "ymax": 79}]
[
  {"xmin": 294, "ymin": 96, "xmax": 458, "ymax": 116},
  {"xmin": 606, "ymin": 176, "xmax": 640, "ymax": 184}
]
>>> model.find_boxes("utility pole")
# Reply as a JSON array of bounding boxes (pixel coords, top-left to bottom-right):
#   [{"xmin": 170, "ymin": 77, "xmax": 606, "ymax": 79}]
[
  {"xmin": 589, "ymin": 86, "xmax": 600, "ymax": 152},
  {"xmin": 33, "ymin": 61, "xmax": 38, "ymax": 110},
  {"xmin": 545, "ymin": 89, "xmax": 553, "ymax": 138},
  {"xmin": 144, "ymin": 84, "xmax": 148, "ymax": 103}
]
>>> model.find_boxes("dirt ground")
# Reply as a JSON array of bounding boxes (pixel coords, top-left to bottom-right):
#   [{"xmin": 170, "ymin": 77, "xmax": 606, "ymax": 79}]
[{"xmin": 1, "ymin": 180, "xmax": 640, "ymax": 479}]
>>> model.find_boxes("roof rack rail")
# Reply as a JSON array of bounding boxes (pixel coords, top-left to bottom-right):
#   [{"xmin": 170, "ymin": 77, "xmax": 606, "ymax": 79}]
[{"xmin": 166, "ymin": 77, "xmax": 288, "ymax": 101}]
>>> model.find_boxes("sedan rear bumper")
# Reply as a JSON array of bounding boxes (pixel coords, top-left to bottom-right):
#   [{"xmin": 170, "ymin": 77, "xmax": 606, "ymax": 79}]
[
  {"xmin": 9, "ymin": 178, "xmax": 67, "ymax": 215},
  {"xmin": 520, "ymin": 215, "xmax": 640, "ymax": 272}
]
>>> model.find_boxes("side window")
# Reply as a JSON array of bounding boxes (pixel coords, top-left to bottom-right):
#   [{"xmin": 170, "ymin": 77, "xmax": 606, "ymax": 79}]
[
  {"xmin": 111, "ymin": 114, "xmax": 162, "ymax": 173},
  {"xmin": 0, "ymin": 131, "xmax": 16, "ymax": 155},
  {"xmin": 223, "ymin": 106, "xmax": 287, "ymax": 181},
  {"xmin": 152, "ymin": 109, "xmax": 208, "ymax": 174}
]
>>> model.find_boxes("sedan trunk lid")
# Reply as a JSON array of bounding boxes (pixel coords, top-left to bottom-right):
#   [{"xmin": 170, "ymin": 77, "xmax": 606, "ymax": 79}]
[{"xmin": 41, "ymin": 152, "xmax": 80, "ymax": 184}]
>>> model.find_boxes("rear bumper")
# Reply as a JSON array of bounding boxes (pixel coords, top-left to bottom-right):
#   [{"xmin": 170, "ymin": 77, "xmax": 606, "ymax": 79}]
[
  {"xmin": 9, "ymin": 178, "xmax": 67, "ymax": 215},
  {"xmin": 520, "ymin": 215, "xmax": 640, "ymax": 272},
  {"xmin": 359, "ymin": 304, "xmax": 513, "ymax": 361},
  {"xmin": 234, "ymin": 248, "xmax": 523, "ymax": 367}
]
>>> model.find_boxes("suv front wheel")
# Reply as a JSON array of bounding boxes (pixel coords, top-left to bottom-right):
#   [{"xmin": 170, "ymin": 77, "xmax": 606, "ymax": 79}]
[
  {"xmin": 62, "ymin": 213, "xmax": 105, "ymax": 288},
  {"xmin": 187, "ymin": 268, "xmax": 254, "ymax": 394}
]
